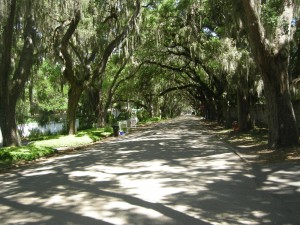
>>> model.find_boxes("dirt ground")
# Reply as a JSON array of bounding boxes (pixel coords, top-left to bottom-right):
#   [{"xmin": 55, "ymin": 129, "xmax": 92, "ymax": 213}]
[{"xmin": 201, "ymin": 120, "xmax": 300, "ymax": 164}]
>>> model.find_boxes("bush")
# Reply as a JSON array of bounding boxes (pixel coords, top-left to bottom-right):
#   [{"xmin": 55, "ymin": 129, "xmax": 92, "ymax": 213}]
[
  {"xmin": 149, "ymin": 117, "xmax": 161, "ymax": 122},
  {"xmin": 0, "ymin": 127, "xmax": 113, "ymax": 166},
  {"xmin": 28, "ymin": 128, "xmax": 44, "ymax": 139},
  {"xmin": 0, "ymin": 146, "xmax": 56, "ymax": 163},
  {"xmin": 104, "ymin": 125, "xmax": 113, "ymax": 133},
  {"xmin": 38, "ymin": 110, "xmax": 53, "ymax": 126},
  {"xmin": 137, "ymin": 110, "xmax": 151, "ymax": 122}
]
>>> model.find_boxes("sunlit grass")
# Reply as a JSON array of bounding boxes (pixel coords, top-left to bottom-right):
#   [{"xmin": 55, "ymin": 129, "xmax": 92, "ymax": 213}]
[
  {"xmin": 0, "ymin": 145, "xmax": 56, "ymax": 166},
  {"xmin": 32, "ymin": 127, "xmax": 112, "ymax": 148},
  {"xmin": 33, "ymin": 135, "xmax": 93, "ymax": 148},
  {"xmin": 138, "ymin": 117, "xmax": 165, "ymax": 125},
  {"xmin": 0, "ymin": 128, "xmax": 112, "ymax": 167}
]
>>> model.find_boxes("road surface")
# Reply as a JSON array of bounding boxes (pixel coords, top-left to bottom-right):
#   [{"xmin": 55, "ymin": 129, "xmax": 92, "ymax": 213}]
[{"xmin": 0, "ymin": 116, "xmax": 299, "ymax": 225}]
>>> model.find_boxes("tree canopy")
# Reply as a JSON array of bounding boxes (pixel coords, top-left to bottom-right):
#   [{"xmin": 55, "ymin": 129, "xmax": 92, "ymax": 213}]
[{"xmin": 1, "ymin": 0, "xmax": 300, "ymax": 148}]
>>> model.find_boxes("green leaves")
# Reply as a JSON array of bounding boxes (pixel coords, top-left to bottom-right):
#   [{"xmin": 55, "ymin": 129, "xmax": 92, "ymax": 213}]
[
  {"xmin": 261, "ymin": 0, "xmax": 283, "ymax": 33},
  {"xmin": 0, "ymin": 146, "xmax": 56, "ymax": 163},
  {"xmin": 35, "ymin": 60, "xmax": 68, "ymax": 112}
]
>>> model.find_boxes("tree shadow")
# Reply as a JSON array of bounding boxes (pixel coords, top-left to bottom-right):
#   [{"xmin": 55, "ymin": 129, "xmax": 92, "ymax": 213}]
[{"xmin": 0, "ymin": 116, "xmax": 299, "ymax": 224}]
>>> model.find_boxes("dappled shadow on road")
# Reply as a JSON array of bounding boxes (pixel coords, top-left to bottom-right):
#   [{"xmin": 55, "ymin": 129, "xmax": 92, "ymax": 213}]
[
  {"xmin": 252, "ymin": 162, "xmax": 300, "ymax": 221},
  {"xmin": 0, "ymin": 116, "xmax": 299, "ymax": 224}
]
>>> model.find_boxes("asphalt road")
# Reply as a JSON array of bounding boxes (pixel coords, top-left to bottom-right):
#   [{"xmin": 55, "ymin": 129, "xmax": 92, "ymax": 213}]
[{"xmin": 0, "ymin": 116, "xmax": 299, "ymax": 225}]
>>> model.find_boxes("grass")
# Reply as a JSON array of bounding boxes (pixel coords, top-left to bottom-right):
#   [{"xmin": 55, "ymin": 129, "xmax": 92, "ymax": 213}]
[
  {"xmin": 138, "ymin": 117, "xmax": 165, "ymax": 126},
  {"xmin": 0, "ymin": 146, "xmax": 56, "ymax": 167},
  {"xmin": 0, "ymin": 118, "xmax": 168, "ymax": 169},
  {"xmin": 33, "ymin": 128, "xmax": 111, "ymax": 148},
  {"xmin": 0, "ymin": 127, "xmax": 112, "ymax": 168},
  {"xmin": 0, "ymin": 119, "xmax": 167, "ymax": 169}
]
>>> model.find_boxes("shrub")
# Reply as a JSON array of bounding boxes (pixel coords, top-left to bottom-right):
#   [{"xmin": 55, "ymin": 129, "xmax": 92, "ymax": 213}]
[
  {"xmin": 28, "ymin": 128, "xmax": 44, "ymax": 139},
  {"xmin": 0, "ymin": 146, "xmax": 56, "ymax": 163},
  {"xmin": 137, "ymin": 110, "xmax": 151, "ymax": 122},
  {"xmin": 104, "ymin": 125, "xmax": 113, "ymax": 133}
]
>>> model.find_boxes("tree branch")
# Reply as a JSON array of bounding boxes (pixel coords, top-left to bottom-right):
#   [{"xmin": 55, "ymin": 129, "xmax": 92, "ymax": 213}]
[
  {"xmin": 59, "ymin": 9, "xmax": 81, "ymax": 84},
  {"xmin": 143, "ymin": 60, "xmax": 186, "ymax": 73},
  {"xmin": 159, "ymin": 84, "xmax": 196, "ymax": 96},
  {"xmin": 92, "ymin": 0, "xmax": 141, "ymax": 82}
]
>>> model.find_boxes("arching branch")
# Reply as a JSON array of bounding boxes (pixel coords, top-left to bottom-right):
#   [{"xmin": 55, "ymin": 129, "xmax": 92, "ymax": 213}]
[{"xmin": 159, "ymin": 84, "xmax": 196, "ymax": 96}]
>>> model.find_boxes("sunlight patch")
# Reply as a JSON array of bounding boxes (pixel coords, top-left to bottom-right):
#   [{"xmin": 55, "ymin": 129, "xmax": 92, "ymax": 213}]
[
  {"xmin": 251, "ymin": 210, "xmax": 269, "ymax": 218},
  {"xmin": 22, "ymin": 170, "xmax": 56, "ymax": 177},
  {"xmin": 119, "ymin": 178, "xmax": 186, "ymax": 202},
  {"xmin": 133, "ymin": 207, "xmax": 163, "ymax": 218}
]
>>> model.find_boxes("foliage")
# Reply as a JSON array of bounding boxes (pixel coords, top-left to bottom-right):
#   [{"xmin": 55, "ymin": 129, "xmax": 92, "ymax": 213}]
[
  {"xmin": 15, "ymin": 59, "xmax": 68, "ymax": 125},
  {"xmin": 138, "ymin": 116, "xmax": 164, "ymax": 125},
  {"xmin": 148, "ymin": 117, "xmax": 162, "ymax": 122},
  {"xmin": 0, "ymin": 127, "xmax": 112, "ymax": 166},
  {"xmin": 0, "ymin": 146, "xmax": 56, "ymax": 164},
  {"xmin": 32, "ymin": 128, "xmax": 111, "ymax": 148},
  {"xmin": 16, "ymin": 99, "xmax": 31, "ymax": 125},
  {"xmin": 137, "ymin": 109, "xmax": 151, "ymax": 122},
  {"xmin": 27, "ymin": 128, "xmax": 50, "ymax": 140},
  {"xmin": 34, "ymin": 60, "xmax": 67, "ymax": 112},
  {"xmin": 261, "ymin": 0, "xmax": 282, "ymax": 34},
  {"xmin": 1, "ymin": 0, "xmax": 299, "ymax": 148}
]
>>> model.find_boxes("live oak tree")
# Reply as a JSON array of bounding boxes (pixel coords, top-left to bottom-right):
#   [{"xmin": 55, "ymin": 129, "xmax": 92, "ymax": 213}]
[
  {"xmin": 53, "ymin": 0, "xmax": 141, "ymax": 134},
  {"xmin": 0, "ymin": 0, "xmax": 142, "ymax": 144},
  {"xmin": 0, "ymin": 0, "xmax": 71, "ymax": 146},
  {"xmin": 99, "ymin": 53, "xmax": 141, "ymax": 126},
  {"xmin": 27, "ymin": 60, "xmax": 68, "ymax": 125},
  {"xmin": 1, "ymin": 0, "xmax": 299, "ymax": 150},
  {"xmin": 0, "ymin": 1, "xmax": 36, "ymax": 146},
  {"xmin": 236, "ymin": 0, "xmax": 299, "ymax": 147},
  {"xmin": 137, "ymin": 0, "xmax": 234, "ymax": 121}
]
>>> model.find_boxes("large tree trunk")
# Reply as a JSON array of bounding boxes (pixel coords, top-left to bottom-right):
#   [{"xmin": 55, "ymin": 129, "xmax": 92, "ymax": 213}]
[
  {"xmin": 240, "ymin": 0, "xmax": 299, "ymax": 148},
  {"xmin": 215, "ymin": 99, "xmax": 224, "ymax": 123},
  {"xmin": 58, "ymin": 9, "xmax": 82, "ymax": 135},
  {"xmin": 0, "ymin": 0, "xmax": 17, "ymax": 146},
  {"xmin": 97, "ymin": 88, "xmax": 105, "ymax": 127},
  {"xmin": 237, "ymin": 88, "xmax": 252, "ymax": 131},
  {"xmin": 1, "ymin": 102, "xmax": 21, "ymax": 147},
  {"xmin": 262, "ymin": 59, "xmax": 299, "ymax": 147},
  {"xmin": 67, "ymin": 85, "xmax": 83, "ymax": 135},
  {"xmin": 103, "ymin": 90, "xmax": 114, "ymax": 126},
  {"xmin": 0, "ymin": 1, "xmax": 35, "ymax": 146}
]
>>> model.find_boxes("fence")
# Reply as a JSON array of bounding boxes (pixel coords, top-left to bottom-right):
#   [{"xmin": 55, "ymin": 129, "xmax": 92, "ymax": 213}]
[
  {"xmin": 0, "ymin": 119, "xmax": 79, "ymax": 147},
  {"xmin": 227, "ymin": 101, "xmax": 300, "ymax": 128},
  {"xmin": 118, "ymin": 117, "xmax": 138, "ymax": 133}
]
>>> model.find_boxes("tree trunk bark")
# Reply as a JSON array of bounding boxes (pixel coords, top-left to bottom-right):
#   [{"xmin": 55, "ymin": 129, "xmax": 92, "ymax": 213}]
[
  {"xmin": 58, "ymin": 9, "xmax": 82, "ymax": 135},
  {"xmin": 1, "ymin": 101, "xmax": 21, "ymax": 146},
  {"xmin": 0, "ymin": 1, "xmax": 35, "ymax": 146},
  {"xmin": 0, "ymin": 0, "xmax": 17, "ymax": 146},
  {"xmin": 239, "ymin": 0, "xmax": 299, "ymax": 147},
  {"xmin": 103, "ymin": 91, "xmax": 114, "ymax": 126},
  {"xmin": 215, "ymin": 99, "xmax": 224, "ymax": 123},
  {"xmin": 67, "ymin": 85, "xmax": 83, "ymax": 135},
  {"xmin": 97, "ymin": 93, "xmax": 105, "ymax": 127},
  {"xmin": 262, "ymin": 60, "xmax": 299, "ymax": 147},
  {"xmin": 237, "ymin": 88, "xmax": 252, "ymax": 131}
]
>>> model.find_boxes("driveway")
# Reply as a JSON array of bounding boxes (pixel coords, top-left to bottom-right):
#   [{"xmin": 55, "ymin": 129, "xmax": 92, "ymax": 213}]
[{"xmin": 0, "ymin": 116, "xmax": 299, "ymax": 225}]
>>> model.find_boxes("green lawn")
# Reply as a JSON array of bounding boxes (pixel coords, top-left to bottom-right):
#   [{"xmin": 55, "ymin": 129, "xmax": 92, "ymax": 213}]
[
  {"xmin": 0, "ymin": 119, "xmax": 164, "ymax": 168},
  {"xmin": 0, "ymin": 128, "xmax": 112, "ymax": 168}
]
